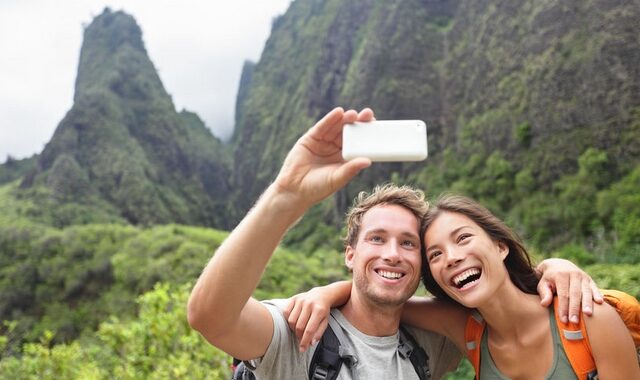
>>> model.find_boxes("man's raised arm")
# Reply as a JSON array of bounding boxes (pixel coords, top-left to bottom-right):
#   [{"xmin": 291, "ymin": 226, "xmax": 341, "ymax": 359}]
[{"xmin": 187, "ymin": 107, "xmax": 373, "ymax": 360}]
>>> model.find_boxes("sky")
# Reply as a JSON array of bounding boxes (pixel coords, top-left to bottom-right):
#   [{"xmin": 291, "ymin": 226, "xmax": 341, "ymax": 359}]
[{"xmin": 0, "ymin": 0, "xmax": 292, "ymax": 161}]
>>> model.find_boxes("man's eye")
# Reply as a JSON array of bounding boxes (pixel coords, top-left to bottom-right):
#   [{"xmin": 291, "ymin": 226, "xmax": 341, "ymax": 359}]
[
  {"xmin": 402, "ymin": 240, "xmax": 417, "ymax": 248},
  {"xmin": 370, "ymin": 235, "xmax": 384, "ymax": 243}
]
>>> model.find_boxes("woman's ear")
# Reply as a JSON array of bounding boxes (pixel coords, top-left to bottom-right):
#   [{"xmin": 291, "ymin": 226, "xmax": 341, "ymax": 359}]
[{"xmin": 498, "ymin": 241, "xmax": 509, "ymax": 260}]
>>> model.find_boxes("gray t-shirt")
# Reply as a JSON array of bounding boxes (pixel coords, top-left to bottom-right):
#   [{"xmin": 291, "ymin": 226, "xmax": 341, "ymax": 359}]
[{"xmin": 248, "ymin": 300, "xmax": 461, "ymax": 379}]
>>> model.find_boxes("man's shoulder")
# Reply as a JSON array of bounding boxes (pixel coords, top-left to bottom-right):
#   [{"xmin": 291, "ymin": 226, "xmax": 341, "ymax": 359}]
[{"xmin": 250, "ymin": 299, "xmax": 314, "ymax": 378}]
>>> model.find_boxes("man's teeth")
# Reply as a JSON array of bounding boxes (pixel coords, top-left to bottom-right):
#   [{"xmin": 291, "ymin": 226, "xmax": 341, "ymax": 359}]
[
  {"xmin": 378, "ymin": 270, "xmax": 403, "ymax": 279},
  {"xmin": 453, "ymin": 268, "xmax": 481, "ymax": 288}
]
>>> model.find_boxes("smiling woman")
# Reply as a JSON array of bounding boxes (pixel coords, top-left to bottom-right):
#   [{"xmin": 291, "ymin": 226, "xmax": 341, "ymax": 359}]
[
  {"xmin": 416, "ymin": 194, "xmax": 640, "ymax": 380},
  {"xmin": 422, "ymin": 196, "xmax": 539, "ymax": 306}
]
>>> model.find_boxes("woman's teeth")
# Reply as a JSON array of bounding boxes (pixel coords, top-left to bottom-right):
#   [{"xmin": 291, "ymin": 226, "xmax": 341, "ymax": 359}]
[{"xmin": 452, "ymin": 268, "xmax": 481, "ymax": 288}]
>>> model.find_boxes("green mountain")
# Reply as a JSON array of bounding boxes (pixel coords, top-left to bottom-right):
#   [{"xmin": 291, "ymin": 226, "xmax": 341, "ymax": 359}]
[
  {"xmin": 1, "ymin": 1, "xmax": 638, "ymax": 257},
  {"xmin": 231, "ymin": 0, "xmax": 640, "ymax": 257},
  {"xmin": 18, "ymin": 8, "xmax": 231, "ymax": 228},
  {"xmin": 1, "ymin": 2, "xmax": 640, "ymax": 377}
]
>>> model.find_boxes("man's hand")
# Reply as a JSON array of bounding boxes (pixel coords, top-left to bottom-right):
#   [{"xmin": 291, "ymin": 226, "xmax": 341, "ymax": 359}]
[
  {"xmin": 273, "ymin": 107, "xmax": 374, "ymax": 211},
  {"xmin": 537, "ymin": 258, "xmax": 603, "ymax": 323}
]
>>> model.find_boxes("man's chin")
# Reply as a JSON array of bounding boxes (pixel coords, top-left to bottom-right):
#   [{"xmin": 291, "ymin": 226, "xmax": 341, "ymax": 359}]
[{"xmin": 367, "ymin": 291, "xmax": 413, "ymax": 308}]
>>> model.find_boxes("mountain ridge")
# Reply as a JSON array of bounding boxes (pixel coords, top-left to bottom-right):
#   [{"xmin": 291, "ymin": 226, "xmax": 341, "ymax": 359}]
[{"xmin": 17, "ymin": 8, "xmax": 232, "ymax": 228}]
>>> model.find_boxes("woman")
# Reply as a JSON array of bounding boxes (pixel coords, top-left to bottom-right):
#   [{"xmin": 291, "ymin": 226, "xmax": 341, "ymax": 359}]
[{"xmin": 287, "ymin": 195, "xmax": 639, "ymax": 379}]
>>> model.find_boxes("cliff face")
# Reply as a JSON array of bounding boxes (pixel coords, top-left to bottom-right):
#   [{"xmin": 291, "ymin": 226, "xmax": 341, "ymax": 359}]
[
  {"xmin": 231, "ymin": 0, "xmax": 461, "ymax": 217},
  {"xmin": 21, "ymin": 8, "xmax": 231, "ymax": 227},
  {"xmin": 231, "ymin": 0, "xmax": 640, "ymax": 221},
  {"xmin": 443, "ymin": 0, "xmax": 640, "ymax": 181},
  {"xmin": 6, "ymin": 0, "xmax": 640, "ymax": 251}
]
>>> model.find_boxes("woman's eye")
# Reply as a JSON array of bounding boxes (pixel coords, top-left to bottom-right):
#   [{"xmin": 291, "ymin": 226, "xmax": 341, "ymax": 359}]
[
  {"xmin": 428, "ymin": 251, "xmax": 441, "ymax": 261},
  {"xmin": 457, "ymin": 233, "xmax": 471, "ymax": 243}
]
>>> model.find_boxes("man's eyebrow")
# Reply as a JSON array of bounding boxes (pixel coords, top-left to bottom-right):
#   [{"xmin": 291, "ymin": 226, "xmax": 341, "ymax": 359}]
[{"xmin": 363, "ymin": 228, "xmax": 419, "ymax": 239}]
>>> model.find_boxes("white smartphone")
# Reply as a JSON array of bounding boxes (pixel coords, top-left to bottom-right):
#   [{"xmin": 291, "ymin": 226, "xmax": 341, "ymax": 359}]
[{"xmin": 342, "ymin": 120, "xmax": 428, "ymax": 162}]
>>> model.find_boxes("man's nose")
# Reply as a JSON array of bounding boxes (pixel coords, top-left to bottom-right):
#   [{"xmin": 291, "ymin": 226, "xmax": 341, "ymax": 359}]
[{"xmin": 381, "ymin": 242, "xmax": 402, "ymax": 263}]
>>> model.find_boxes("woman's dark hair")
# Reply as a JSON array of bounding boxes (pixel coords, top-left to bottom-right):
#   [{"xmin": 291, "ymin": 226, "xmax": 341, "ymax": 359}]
[{"xmin": 420, "ymin": 194, "xmax": 540, "ymax": 303}]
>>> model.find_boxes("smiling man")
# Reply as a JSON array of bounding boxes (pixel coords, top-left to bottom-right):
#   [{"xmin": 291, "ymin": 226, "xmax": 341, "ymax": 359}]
[
  {"xmin": 187, "ymin": 107, "xmax": 598, "ymax": 379},
  {"xmin": 188, "ymin": 107, "xmax": 461, "ymax": 379}
]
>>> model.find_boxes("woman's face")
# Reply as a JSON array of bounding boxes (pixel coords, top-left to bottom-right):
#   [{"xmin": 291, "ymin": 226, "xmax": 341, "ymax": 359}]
[{"xmin": 424, "ymin": 211, "xmax": 509, "ymax": 308}]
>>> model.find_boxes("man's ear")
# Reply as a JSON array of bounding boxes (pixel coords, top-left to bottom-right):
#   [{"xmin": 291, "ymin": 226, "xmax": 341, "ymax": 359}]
[
  {"xmin": 498, "ymin": 241, "xmax": 509, "ymax": 260},
  {"xmin": 345, "ymin": 245, "xmax": 355, "ymax": 270}
]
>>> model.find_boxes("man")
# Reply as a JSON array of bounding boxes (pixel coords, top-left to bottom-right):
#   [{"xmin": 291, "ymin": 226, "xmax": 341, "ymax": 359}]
[{"xmin": 188, "ymin": 107, "xmax": 600, "ymax": 379}]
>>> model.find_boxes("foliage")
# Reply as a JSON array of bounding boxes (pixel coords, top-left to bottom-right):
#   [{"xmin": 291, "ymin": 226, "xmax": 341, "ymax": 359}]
[
  {"xmin": 586, "ymin": 264, "xmax": 640, "ymax": 298},
  {"xmin": 444, "ymin": 358, "xmax": 475, "ymax": 380},
  {"xmin": 0, "ymin": 283, "xmax": 229, "ymax": 379},
  {"xmin": 2, "ymin": 1, "xmax": 640, "ymax": 378},
  {"xmin": 0, "ymin": 222, "xmax": 228, "ymax": 353},
  {"xmin": 0, "ymin": 155, "xmax": 37, "ymax": 186}
]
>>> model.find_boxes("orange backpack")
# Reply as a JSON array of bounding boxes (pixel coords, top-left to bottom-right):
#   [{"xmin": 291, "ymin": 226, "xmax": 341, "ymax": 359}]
[{"xmin": 464, "ymin": 289, "xmax": 640, "ymax": 379}]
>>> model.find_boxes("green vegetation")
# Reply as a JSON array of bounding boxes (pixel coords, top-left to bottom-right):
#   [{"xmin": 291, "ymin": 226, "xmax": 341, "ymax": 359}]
[
  {"xmin": 2, "ymin": 0, "xmax": 640, "ymax": 378},
  {"xmin": 0, "ymin": 284, "xmax": 229, "ymax": 379},
  {"xmin": 0, "ymin": 217, "xmax": 637, "ymax": 377},
  {"xmin": 0, "ymin": 216, "xmax": 350, "ymax": 373}
]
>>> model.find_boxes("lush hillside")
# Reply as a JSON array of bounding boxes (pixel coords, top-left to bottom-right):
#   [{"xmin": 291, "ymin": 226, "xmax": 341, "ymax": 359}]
[
  {"xmin": 231, "ymin": 0, "xmax": 640, "ymax": 262},
  {"xmin": 2, "ymin": 2, "xmax": 638, "ymax": 260},
  {"xmin": 0, "ymin": 216, "xmax": 638, "ymax": 378},
  {"xmin": 1, "ymin": 1, "xmax": 640, "ymax": 378},
  {"xmin": 0, "ymin": 205, "xmax": 347, "ymax": 354},
  {"xmin": 17, "ymin": 8, "xmax": 232, "ymax": 228}
]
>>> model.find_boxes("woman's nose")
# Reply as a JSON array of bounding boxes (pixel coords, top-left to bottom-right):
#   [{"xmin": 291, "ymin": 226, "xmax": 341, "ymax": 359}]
[{"xmin": 445, "ymin": 249, "xmax": 465, "ymax": 268}]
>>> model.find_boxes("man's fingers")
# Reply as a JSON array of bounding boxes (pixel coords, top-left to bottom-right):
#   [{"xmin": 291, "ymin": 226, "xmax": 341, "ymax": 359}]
[
  {"xmin": 357, "ymin": 107, "xmax": 375, "ymax": 121},
  {"xmin": 568, "ymin": 272, "xmax": 582, "ymax": 324},
  {"xmin": 591, "ymin": 282, "xmax": 604, "ymax": 304},
  {"xmin": 554, "ymin": 274, "xmax": 570, "ymax": 323},
  {"xmin": 537, "ymin": 280, "xmax": 554, "ymax": 307},
  {"xmin": 581, "ymin": 279, "xmax": 594, "ymax": 316},
  {"xmin": 309, "ymin": 107, "xmax": 345, "ymax": 141},
  {"xmin": 331, "ymin": 158, "xmax": 371, "ymax": 190}
]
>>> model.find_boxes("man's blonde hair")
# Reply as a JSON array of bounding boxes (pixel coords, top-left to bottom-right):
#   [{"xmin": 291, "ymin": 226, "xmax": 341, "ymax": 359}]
[{"xmin": 343, "ymin": 184, "xmax": 428, "ymax": 248}]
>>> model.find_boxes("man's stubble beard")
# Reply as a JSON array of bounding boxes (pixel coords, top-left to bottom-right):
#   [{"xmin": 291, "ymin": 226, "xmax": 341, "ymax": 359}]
[{"xmin": 352, "ymin": 269, "xmax": 420, "ymax": 309}]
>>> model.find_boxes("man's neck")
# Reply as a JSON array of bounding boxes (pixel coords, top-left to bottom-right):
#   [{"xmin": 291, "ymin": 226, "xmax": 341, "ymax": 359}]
[{"xmin": 338, "ymin": 290, "xmax": 404, "ymax": 336}]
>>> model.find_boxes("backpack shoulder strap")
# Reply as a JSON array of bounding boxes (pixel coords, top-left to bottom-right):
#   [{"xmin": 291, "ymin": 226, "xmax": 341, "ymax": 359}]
[
  {"xmin": 464, "ymin": 310, "xmax": 484, "ymax": 379},
  {"xmin": 552, "ymin": 297, "xmax": 596, "ymax": 379},
  {"xmin": 398, "ymin": 325, "xmax": 431, "ymax": 380},
  {"xmin": 231, "ymin": 359, "xmax": 255, "ymax": 380},
  {"xmin": 308, "ymin": 315, "xmax": 357, "ymax": 380},
  {"xmin": 602, "ymin": 289, "xmax": 640, "ymax": 347}
]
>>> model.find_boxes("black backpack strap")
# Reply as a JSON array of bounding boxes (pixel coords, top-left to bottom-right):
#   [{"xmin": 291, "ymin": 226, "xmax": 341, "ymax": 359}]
[
  {"xmin": 398, "ymin": 325, "xmax": 431, "ymax": 380},
  {"xmin": 231, "ymin": 359, "xmax": 255, "ymax": 380},
  {"xmin": 309, "ymin": 315, "xmax": 358, "ymax": 380}
]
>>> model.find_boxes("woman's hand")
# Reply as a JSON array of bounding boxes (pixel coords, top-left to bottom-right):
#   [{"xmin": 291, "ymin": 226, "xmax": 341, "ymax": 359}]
[{"xmin": 282, "ymin": 281, "xmax": 352, "ymax": 352}]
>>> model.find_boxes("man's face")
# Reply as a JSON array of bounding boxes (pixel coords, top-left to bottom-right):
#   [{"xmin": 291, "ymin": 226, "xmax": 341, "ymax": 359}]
[{"xmin": 345, "ymin": 204, "xmax": 422, "ymax": 308}]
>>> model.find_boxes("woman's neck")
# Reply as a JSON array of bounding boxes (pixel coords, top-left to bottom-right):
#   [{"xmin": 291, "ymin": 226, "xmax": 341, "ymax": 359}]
[{"xmin": 476, "ymin": 282, "xmax": 548, "ymax": 343}]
